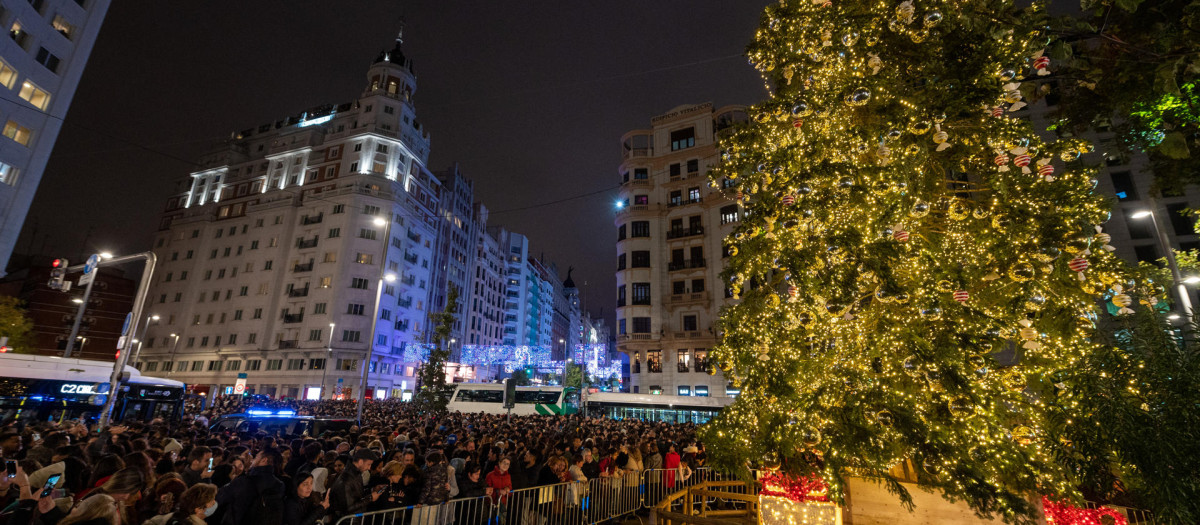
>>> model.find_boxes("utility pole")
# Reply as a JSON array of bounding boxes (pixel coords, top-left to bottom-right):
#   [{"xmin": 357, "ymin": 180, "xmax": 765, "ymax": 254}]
[{"xmin": 55, "ymin": 252, "xmax": 157, "ymax": 429}]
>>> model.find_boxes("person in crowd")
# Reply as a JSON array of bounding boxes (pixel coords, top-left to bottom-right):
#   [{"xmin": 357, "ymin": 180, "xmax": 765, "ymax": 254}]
[
  {"xmin": 282, "ymin": 473, "xmax": 329, "ymax": 525},
  {"xmin": 178, "ymin": 447, "xmax": 212, "ymax": 487},
  {"xmin": 215, "ymin": 449, "xmax": 285, "ymax": 525},
  {"xmin": 144, "ymin": 482, "xmax": 217, "ymax": 525},
  {"xmin": 328, "ymin": 448, "xmax": 380, "ymax": 519},
  {"xmin": 58, "ymin": 494, "xmax": 120, "ymax": 525}
]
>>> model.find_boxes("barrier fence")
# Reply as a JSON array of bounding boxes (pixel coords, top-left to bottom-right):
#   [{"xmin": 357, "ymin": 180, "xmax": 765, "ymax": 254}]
[
  {"xmin": 334, "ymin": 468, "xmax": 736, "ymax": 525},
  {"xmin": 332, "ymin": 467, "xmax": 1154, "ymax": 525}
]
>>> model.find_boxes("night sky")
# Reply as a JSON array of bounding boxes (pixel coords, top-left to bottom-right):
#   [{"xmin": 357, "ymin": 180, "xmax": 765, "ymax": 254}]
[{"xmin": 16, "ymin": 1, "xmax": 772, "ymax": 323}]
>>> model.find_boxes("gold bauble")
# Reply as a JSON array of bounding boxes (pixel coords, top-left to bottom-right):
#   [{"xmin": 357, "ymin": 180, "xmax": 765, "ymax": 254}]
[{"xmin": 1008, "ymin": 262, "xmax": 1036, "ymax": 282}]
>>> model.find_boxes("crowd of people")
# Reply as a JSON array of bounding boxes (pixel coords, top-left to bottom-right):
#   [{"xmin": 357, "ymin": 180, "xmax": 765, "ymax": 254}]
[{"xmin": 0, "ymin": 397, "xmax": 706, "ymax": 525}]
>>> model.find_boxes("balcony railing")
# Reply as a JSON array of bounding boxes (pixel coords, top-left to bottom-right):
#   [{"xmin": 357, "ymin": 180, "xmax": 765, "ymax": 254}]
[
  {"xmin": 615, "ymin": 204, "xmax": 649, "ymax": 217},
  {"xmin": 278, "ymin": 340, "xmax": 299, "ymax": 349},
  {"xmin": 294, "ymin": 262, "xmax": 314, "ymax": 272},
  {"xmin": 618, "ymin": 333, "xmax": 653, "ymax": 341},
  {"xmin": 288, "ymin": 287, "xmax": 309, "ymax": 298},
  {"xmin": 301, "ymin": 213, "xmax": 323, "ymax": 225},
  {"xmin": 669, "ymin": 291, "xmax": 709, "ymax": 303},
  {"xmin": 668, "ymin": 258, "xmax": 706, "ymax": 271},
  {"xmin": 622, "ymin": 178, "xmax": 651, "ymax": 187},
  {"xmin": 297, "ymin": 237, "xmax": 318, "ymax": 249},
  {"xmin": 631, "ymin": 298, "xmax": 651, "ymax": 306},
  {"xmin": 673, "ymin": 331, "xmax": 704, "ymax": 339},
  {"xmin": 283, "ymin": 314, "xmax": 304, "ymax": 324},
  {"xmin": 398, "ymin": 298, "xmax": 413, "ymax": 308},
  {"xmin": 406, "ymin": 231, "xmax": 421, "ymax": 242},
  {"xmin": 667, "ymin": 197, "xmax": 703, "ymax": 208},
  {"xmin": 666, "ymin": 225, "xmax": 704, "ymax": 239},
  {"xmin": 403, "ymin": 252, "xmax": 419, "ymax": 264}
]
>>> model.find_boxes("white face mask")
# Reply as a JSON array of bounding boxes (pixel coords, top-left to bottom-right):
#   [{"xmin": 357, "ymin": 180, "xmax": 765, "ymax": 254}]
[{"xmin": 204, "ymin": 502, "xmax": 218, "ymax": 517}]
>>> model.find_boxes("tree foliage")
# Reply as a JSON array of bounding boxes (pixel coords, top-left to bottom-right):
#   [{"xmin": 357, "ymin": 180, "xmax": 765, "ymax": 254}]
[
  {"xmin": 699, "ymin": 0, "xmax": 1127, "ymax": 522},
  {"xmin": 510, "ymin": 368, "xmax": 532, "ymax": 386},
  {"xmin": 1045, "ymin": 282, "xmax": 1200, "ymax": 525},
  {"xmin": 414, "ymin": 284, "xmax": 459, "ymax": 413},
  {"xmin": 0, "ymin": 296, "xmax": 33, "ymax": 353},
  {"xmin": 1047, "ymin": 0, "xmax": 1200, "ymax": 190}
]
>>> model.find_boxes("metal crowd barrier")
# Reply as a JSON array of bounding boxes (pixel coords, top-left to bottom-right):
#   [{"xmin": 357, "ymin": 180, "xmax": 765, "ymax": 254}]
[{"xmin": 332, "ymin": 468, "xmax": 759, "ymax": 525}]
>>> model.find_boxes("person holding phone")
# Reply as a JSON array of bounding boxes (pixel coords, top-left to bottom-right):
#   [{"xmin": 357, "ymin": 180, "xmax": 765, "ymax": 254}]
[
  {"xmin": 180, "ymin": 446, "xmax": 213, "ymax": 487},
  {"xmin": 0, "ymin": 466, "xmax": 68, "ymax": 524}
]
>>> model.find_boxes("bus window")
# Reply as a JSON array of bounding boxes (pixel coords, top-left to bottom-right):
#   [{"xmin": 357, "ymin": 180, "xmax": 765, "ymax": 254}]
[
  {"xmin": 454, "ymin": 389, "xmax": 503, "ymax": 403},
  {"xmin": 513, "ymin": 391, "xmax": 559, "ymax": 404}
]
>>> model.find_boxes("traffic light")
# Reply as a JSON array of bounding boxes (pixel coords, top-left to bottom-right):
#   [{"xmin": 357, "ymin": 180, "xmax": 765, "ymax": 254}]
[{"xmin": 48, "ymin": 259, "xmax": 69, "ymax": 291}]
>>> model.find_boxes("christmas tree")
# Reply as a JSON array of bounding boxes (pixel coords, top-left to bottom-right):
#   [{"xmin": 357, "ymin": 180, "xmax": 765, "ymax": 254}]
[{"xmin": 701, "ymin": 0, "xmax": 1122, "ymax": 521}]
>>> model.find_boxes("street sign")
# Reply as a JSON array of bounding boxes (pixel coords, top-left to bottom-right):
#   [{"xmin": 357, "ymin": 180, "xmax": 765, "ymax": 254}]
[
  {"xmin": 120, "ymin": 313, "xmax": 133, "ymax": 336},
  {"xmin": 116, "ymin": 335, "xmax": 127, "ymax": 349},
  {"xmin": 234, "ymin": 378, "xmax": 246, "ymax": 395},
  {"xmin": 84, "ymin": 254, "xmax": 100, "ymax": 274},
  {"xmin": 77, "ymin": 272, "xmax": 94, "ymax": 286}
]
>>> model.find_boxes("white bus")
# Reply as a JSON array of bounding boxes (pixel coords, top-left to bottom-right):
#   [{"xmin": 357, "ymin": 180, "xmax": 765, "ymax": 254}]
[
  {"xmin": 583, "ymin": 392, "xmax": 733, "ymax": 424},
  {"xmin": 446, "ymin": 383, "xmax": 578, "ymax": 416},
  {"xmin": 0, "ymin": 353, "xmax": 186, "ymax": 424}
]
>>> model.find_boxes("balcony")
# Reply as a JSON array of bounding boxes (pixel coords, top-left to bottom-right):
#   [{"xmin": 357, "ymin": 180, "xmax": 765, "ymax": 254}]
[
  {"xmin": 288, "ymin": 287, "xmax": 309, "ymax": 298},
  {"xmin": 297, "ymin": 237, "xmax": 319, "ymax": 249},
  {"xmin": 403, "ymin": 252, "xmax": 419, "ymax": 264},
  {"xmin": 668, "ymin": 258, "xmax": 706, "ymax": 271},
  {"xmin": 615, "ymin": 204, "xmax": 649, "ymax": 218},
  {"xmin": 283, "ymin": 313, "xmax": 304, "ymax": 324},
  {"xmin": 278, "ymin": 340, "xmax": 299, "ymax": 349},
  {"xmin": 293, "ymin": 262, "xmax": 314, "ymax": 272},
  {"xmin": 400, "ymin": 276, "xmax": 416, "ymax": 286},
  {"xmin": 406, "ymin": 231, "xmax": 421, "ymax": 242},
  {"xmin": 673, "ymin": 331, "xmax": 705, "ymax": 339},
  {"xmin": 398, "ymin": 298, "xmax": 413, "ymax": 308},
  {"xmin": 301, "ymin": 213, "xmax": 323, "ymax": 225},
  {"xmin": 667, "ymin": 197, "xmax": 703, "ymax": 208},
  {"xmin": 622, "ymin": 178, "xmax": 651, "ymax": 187},
  {"xmin": 618, "ymin": 333, "xmax": 653, "ymax": 341},
  {"xmin": 666, "ymin": 225, "xmax": 704, "ymax": 239},
  {"xmin": 669, "ymin": 291, "xmax": 710, "ymax": 304}
]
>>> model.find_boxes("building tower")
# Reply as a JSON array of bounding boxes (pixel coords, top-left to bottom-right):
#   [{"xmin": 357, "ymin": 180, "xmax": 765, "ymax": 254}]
[
  {"xmin": 614, "ymin": 102, "xmax": 748, "ymax": 397},
  {"xmin": 0, "ymin": 0, "xmax": 112, "ymax": 275},
  {"xmin": 138, "ymin": 28, "xmax": 448, "ymax": 401}
]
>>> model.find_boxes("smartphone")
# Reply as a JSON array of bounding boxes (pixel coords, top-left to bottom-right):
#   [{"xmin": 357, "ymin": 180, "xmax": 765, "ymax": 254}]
[
  {"xmin": 5, "ymin": 460, "xmax": 15, "ymax": 478},
  {"xmin": 31, "ymin": 433, "xmax": 40, "ymax": 442},
  {"xmin": 207, "ymin": 458, "xmax": 214, "ymax": 471},
  {"xmin": 40, "ymin": 474, "xmax": 61, "ymax": 498}
]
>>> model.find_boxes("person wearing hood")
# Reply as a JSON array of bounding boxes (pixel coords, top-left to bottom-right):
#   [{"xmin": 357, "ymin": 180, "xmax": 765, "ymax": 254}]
[
  {"xmin": 282, "ymin": 473, "xmax": 329, "ymax": 525},
  {"xmin": 214, "ymin": 449, "xmax": 285, "ymax": 525},
  {"xmin": 143, "ymin": 483, "xmax": 217, "ymax": 525}
]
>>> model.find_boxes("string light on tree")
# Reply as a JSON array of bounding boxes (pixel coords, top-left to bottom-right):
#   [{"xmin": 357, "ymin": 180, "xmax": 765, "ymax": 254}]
[{"xmin": 699, "ymin": 0, "xmax": 1128, "ymax": 522}]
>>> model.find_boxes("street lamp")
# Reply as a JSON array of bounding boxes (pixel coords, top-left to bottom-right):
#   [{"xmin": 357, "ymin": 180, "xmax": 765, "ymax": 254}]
[
  {"xmin": 322, "ymin": 322, "xmax": 335, "ymax": 399},
  {"xmin": 357, "ymin": 213, "xmax": 394, "ymax": 423},
  {"xmin": 1131, "ymin": 205, "xmax": 1194, "ymax": 318},
  {"xmin": 130, "ymin": 314, "xmax": 160, "ymax": 367},
  {"xmin": 166, "ymin": 334, "xmax": 180, "ymax": 376}
]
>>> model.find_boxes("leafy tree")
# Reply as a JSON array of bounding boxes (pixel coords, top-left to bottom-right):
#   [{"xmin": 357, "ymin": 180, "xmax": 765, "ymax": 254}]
[
  {"xmin": 510, "ymin": 368, "xmax": 532, "ymax": 386},
  {"xmin": 699, "ymin": 0, "xmax": 1122, "ymax": 522},
  {"xmin": 414, "ymin": 284, "xmax": 459, "ymax": 412},
  {"xmin": 1046, "ymin": 0, "xmax": 1200, "ymax": 190},
  {"xmin": 564, "ymin": 362, "xmax": 584, "ymax": 389},
  {"xmin": 1046, "ymin": 281, "xmax": 1200, "ymax": 525},
  {"xmin": 0, "ymin": 296, "xmax": 33, "ymax": 353}
]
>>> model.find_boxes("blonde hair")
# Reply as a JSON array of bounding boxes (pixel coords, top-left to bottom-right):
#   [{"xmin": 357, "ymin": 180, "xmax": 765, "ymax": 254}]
[
  {"xmin": 383, "ymin": 460, "xmax": 406, "ymax": 477},
  {"xmin": 60, "ymin": 495, "xmax": 118, "ymax": 525}
]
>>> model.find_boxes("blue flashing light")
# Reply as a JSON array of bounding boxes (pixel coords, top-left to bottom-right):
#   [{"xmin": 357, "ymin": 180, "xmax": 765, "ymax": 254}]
[
  {"xmin": 246, "ymin": 409, "xmax": 273, "ymax": 416},
  {"xmin": 246, "ymin": 408, "xmax": 297, "ymax": 417},
  {"xmin": 275, "ymin": 409, "xmax": 296, "ymax": 416}
]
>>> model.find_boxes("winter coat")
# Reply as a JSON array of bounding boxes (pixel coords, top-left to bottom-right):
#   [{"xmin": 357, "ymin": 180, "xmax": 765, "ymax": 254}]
[
  {"xmin": 281, "ymin": 493, "xmax": 326, "ymax": 525},
  {"xmin": 484, "ymin": 467, "xmax": 511, "ymax": 504},
  {"xmin": 216, "ymin": 465, "xmax": 285, "ymax": 525}
]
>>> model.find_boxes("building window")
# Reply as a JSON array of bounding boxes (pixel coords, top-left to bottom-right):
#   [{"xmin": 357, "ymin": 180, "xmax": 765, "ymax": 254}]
[
  {"xmin": 51, "ymin": 14, "xmax": 73, "ymax": 39},
  {"xmin": 686, "ymin": 159, "xmax": 699, "ymax": 173},
  {"xmin": 2, "ymin": 120, "xmax": 31, "ymax": 146},
  {"xmin": 333, "ymin": 204, "xmax": 345, "ymax": 214},
  {"xmin": 225, "ymin": 360, "xmax": 241, "ymax": 371},
  {"xmin": 356, "ymin": 253, "xmax": 374, "ymax": 264},
  {"xmin": 631, "ymin": 221, "xmax": 650, "ymax": 238},
  {"xmin": 266, "ymin": 359, "xmax": 282, "ymax": 371},
  {"xmin": 720, "ymin": 205, "xmax": 739, "ymax": 225},
  {"xmin": 1167, "ymin": 203, "xmax": 1195, "ymax": 235},
  {"xmin": 351, "ymin": 277, "xmax": 369, "ymax": 289},
  {"xmin": 342, "ymin": 330, "xmax": 361, "ymax": 342},
  {"xmin": 191, "ymin": 361, "xmax": 203, "ymax": 371},
  {"xmin": 632, "ymin": 283, "xmax": 651, "ymax": 305},
  {"xmin": 633, "ymin": 168, "xmax": 648, "ymax": 180},
  {"xmin": 309, "ymin": 329, "xmax": 323, "ymax": 341},
  {"xmin": 34, "ymin": 47, "xmax": 60, "ymax": 72},
  {"xmin": 617, "ymin": 224, "xmax": 626, "ymax": 241},
  {"xmin": 17, "ymin": 81, "xmax": 49, "ymax": 110},
  {"xmin": 683, "ymin": 314, "xmax": 698, "ymax": 331},
  {"xmin": 617, "ymin": 285, "xmax": 626, "ymax": 307},
  {"xmin": 246, "ymin": 360, "xmax": 261, "ymax": 371},
  {"xmin": 347, "ymin": 304, "xmax": 365, "ymax": 315},
  {"xmin": 1110, "ymin": 171, "xmax": 1137, "ymax": 201},
  {"xmin": 647, "ymin": 350, "xmax": 662, "ymax": 373},
  {"xmin": 617, "ymin": 253, "xmax": 626, "ymax": 271},
  {"xmin": 252, "ymin": 308, "xmax": 263, "ymax": 319},
  {"xmin": 631, "ymin": 251, "xmax": 650, "ymax": 268},
  {"xmin": 670, "ymin": 127, "xmax": 695, "ymax": 151},
  {"xmin": 0, "ymin": 58, "xmax": 16, "ymax": 89},
  {"xmin": 287, "ymin": 359, "xmax": 305, "ymax": 370},
  {"xmin": 632, "ymin": 317, "xmax": 652, "ymax": 333},
  {"xmin": 314, "ymin": 302, "xmax": 327, "ymax": 314},
  {"xmin": 310, "ymin": 358, "xmax": 326, "ymax": 370},
  {"xmin": 359, "ymin": 228, "xmax": 377, "ymax": 240},
  {"xmin": 207, "ymin": 360, "xmax": 221, "ymax": 371},
  {"xmin": 320, "ymin": 276, "xmax": 332, "ymax": 288},
  {"xmin": 328, "ymin": 228, "xmax": 340, "ymax": 238}
]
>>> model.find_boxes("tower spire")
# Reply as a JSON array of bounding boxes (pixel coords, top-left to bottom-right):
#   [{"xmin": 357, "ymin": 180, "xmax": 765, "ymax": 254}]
[{"xmin": 396, "ymin": 16, "xmax": 406, "ymax": 47}]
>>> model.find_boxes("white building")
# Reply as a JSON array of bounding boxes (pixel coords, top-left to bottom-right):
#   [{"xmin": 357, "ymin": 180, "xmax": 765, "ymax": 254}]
[
  {"xmin": 465, "ymin": 203, "xmax": 505, "ymax": 347},
  {"xmin": 137, "ymin": 34, "xmax": 445, "ymax": 401},
  {"xmin": 615, "ymin": 102, "xmax": 749, "ymax": 397},
  {"xmin": 0, "ymin": 0, "xmax": 110, "ymax": 274}
]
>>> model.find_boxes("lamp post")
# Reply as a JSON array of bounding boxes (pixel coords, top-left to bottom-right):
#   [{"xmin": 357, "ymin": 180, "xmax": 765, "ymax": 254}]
[
  {"xmin": 357, "ymin": 215, "xmax": 394, "ymax": 424},
  {"xmin": 129, "ymin": 314, "xmax": 160, "ymax": 367},
  {"xmin": 166, "ymin": 334, "xmax": 180, "ymax": 376},
  {"xmin": 1131, "ymin": 207, "xmax": 1194, "ymax": 318},
  {"xmin": 322, "ymin": 322, "xmax": 335, "ymax": 399}
]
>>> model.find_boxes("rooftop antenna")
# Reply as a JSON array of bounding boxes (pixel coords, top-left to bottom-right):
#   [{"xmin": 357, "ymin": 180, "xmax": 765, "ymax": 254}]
[{"xmin": 396, "ymin": 16, "xmax": 406, "ymax": 46}]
